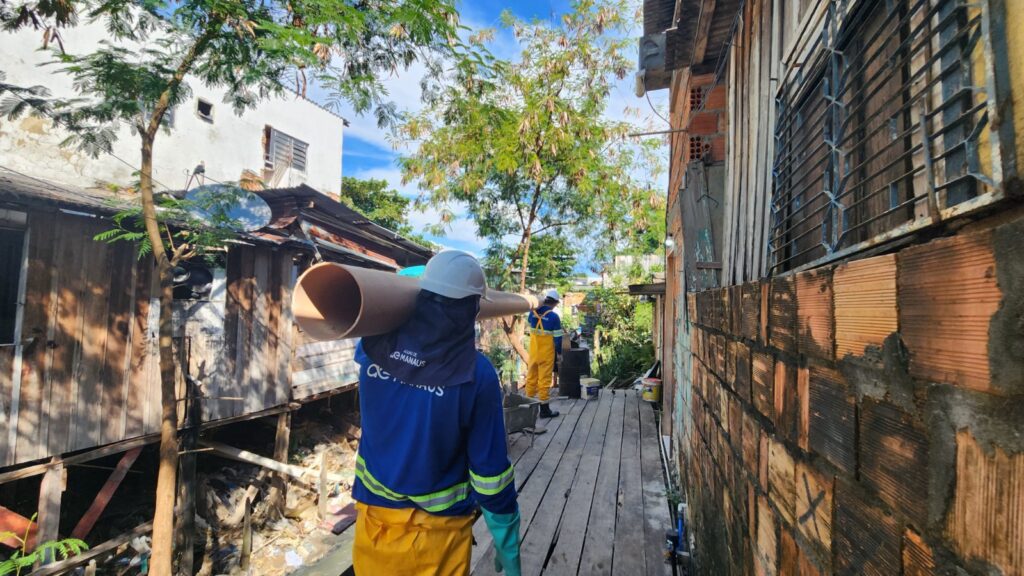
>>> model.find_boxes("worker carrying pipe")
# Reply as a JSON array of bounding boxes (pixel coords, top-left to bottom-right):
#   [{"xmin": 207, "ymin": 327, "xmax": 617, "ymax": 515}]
[
  {"xmin": 524, "ymin": 289, "xmax": 563, "ymax": 419},
  {"xmin": 348, "ymin": 250, "xmax": 522, "ymax": 576}
]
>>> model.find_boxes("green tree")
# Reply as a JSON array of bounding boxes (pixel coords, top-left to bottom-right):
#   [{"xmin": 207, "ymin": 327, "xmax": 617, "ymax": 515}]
[
  {"xmin": 340, "ymin": 176, "xmax": 413, "ymax": 233},
  {"xmin": 484, "ymin": 233, "xmax": 576, "ymax": 292},
  {"xmin": 1, "ymin": 2, "xmax": 482, "ymax": 574},
  {"xmin": 399, "ymin": 0, "xmax": 663, "ymax": 361}
]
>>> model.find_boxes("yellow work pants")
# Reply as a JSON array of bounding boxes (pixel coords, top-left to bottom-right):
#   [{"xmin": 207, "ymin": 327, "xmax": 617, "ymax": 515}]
[
  {"xmin": 525, "ymin": 334, "xmax": 555, "ymax": 402},
  {"xmin": 353, "ymin": 502, "xmax": 474, "ymax": 576}
]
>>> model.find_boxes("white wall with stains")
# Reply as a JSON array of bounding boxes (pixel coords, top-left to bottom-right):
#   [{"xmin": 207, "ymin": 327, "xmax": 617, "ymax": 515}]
[{"xmin": 0, "ymin": 22, "xmax": 344, "ymax": 195}]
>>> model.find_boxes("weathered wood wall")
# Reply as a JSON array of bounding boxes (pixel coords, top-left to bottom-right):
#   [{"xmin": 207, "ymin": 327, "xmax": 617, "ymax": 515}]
[
  {"xmin": 0, "ymin": 211, "xmax": 302, "ymax": 467},
  {"xmin": 290, "ymin": 337, "xmax": 359, "ymax": 401},
  {"xmin": 0, "ymin": 211, "xmax": 161, "ymax": 467}
]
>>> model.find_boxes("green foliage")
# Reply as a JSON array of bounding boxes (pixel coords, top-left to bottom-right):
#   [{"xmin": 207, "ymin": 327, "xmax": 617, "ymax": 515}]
[
  {"xmin": 339, "ymin": 176, "xmax": 433, "ymax": 247},
  {"xmin": 399, "ymin": 0, "xmax": 664, "ymax": 292},
  {"xmin": 339, "ymin": 176, "xmax": 412, "ymax": 233},
  {"xmin": 0, "ymin": 516, "xmax": 88, "ymax": 576},
  {"xmin": 483, "ymin": 233, "xmax": 576, "ymax": 292},
  {"xmin": 588, "ymin": 286, "xmax": 654, "ymax": 383}
]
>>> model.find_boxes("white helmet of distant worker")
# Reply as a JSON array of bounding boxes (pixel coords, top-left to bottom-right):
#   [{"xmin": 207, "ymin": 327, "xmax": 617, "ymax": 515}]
[
  {"xmin": 543, "ymin": 288, "xmax": 560, "ymax": 303},
  {"xmin": 419, "ymin": 249, "xmax": 490, "ymax": 300}
]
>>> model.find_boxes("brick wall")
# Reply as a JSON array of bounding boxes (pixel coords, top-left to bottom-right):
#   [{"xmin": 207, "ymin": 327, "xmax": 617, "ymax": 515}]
[{"xmin": 679, "ymin": 216, "xmax": 1024, "ymax": 575}]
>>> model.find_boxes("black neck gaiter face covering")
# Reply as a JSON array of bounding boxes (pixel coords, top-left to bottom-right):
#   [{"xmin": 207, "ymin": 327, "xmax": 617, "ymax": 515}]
[{"xmin": 361, "ymin": 290, "xmax": 480, "ymax": 388}]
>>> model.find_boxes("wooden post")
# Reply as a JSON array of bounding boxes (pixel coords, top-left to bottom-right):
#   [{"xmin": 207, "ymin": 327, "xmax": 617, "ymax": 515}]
[
  {"xmin": 240, "ymin": 497, "xmax": 252, "ymax": 573},
  {"xmin": 318, "ymin": 451, "xmax": 329, "ymax": 520},
  {"xmin": 35, "ymin": 458, "xmax": 64, "ymax": 563},
  {"xmin": 267, "ymin": 412, "xmax": 291, "ymax": 515}
]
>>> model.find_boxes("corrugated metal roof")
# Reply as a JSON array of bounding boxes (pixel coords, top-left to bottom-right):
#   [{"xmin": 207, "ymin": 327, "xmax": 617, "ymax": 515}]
[{"xmin": 0, "ymin": 167, "xmax": 132, "ymax": 213}]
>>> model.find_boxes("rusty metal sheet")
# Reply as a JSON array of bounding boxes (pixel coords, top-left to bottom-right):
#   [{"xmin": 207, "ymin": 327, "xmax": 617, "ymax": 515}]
[
  {"xmin": 899, "ymin": 231, "xmax": 1000, "ymax": 392},
  {"xmin": 859, "ymin": 398, "xmax": 929, "ymax": 528},
  {"xmin": 795, "ymin": 267, "xmax": 835, "ymax": 360},
  {"xmin": 833, "ymin": 253, "xmax": 898, "ymax": 360}
]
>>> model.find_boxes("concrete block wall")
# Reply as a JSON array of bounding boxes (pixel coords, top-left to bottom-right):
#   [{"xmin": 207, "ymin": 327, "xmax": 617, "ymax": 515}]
[{"xmin": 679, "ymin": 216, "xmax": 1024, "ymax": 576}]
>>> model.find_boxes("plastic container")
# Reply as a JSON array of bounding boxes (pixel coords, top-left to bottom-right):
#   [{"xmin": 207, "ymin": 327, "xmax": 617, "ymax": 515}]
[
  {"xmin": 580, "ymin": 377, "xmax": 601, "ymax": 400},
  {"xmin": 641, "ymin": 378, "xmax": 662, "ymax": 402}
]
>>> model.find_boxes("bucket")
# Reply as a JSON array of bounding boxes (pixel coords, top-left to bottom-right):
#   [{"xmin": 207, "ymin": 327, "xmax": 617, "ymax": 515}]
[
  {"xmin": 580, "ymin": 377, "xmax": 601, "ymax": 400},
  {"xmin": 641, "ymin": 378, "xmax": 662, "ymax": 403}
]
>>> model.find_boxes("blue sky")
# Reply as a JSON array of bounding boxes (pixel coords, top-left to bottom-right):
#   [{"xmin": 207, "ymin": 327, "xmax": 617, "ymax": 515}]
[{"xmin": 318, "ymin": 0, "xmax": 668, "ymax": 256}]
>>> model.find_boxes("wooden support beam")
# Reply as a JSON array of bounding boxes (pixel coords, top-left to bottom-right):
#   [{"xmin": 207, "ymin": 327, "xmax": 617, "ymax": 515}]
[
  {"xmin": 691, "ymin": 0, "xmax": 718, "ymax": 66},
  {"xmin": 175, "ymin": 374, "xmax": 201, "ymax": 576},
  {"xmin": 318, "ymin": 452, "xmax": 329, "ymax": 521},
  {"xmin": 267, "ymin": 412, "xmax": 292, "ymax": 515},
  {"xmin": 0, "ymin": 505, "xmax": 36, "ymax": 549},
  {"xmin": 0, "ymin": 434, "xmax": 158, "ymax": 486},
  {"xmin": 71, "ymin": 447, "xmax": 142, "ymax": 540},
  {"xmin": 198, "ymin": 440, "xmax": 348, "ymax": 485},
  {"xmin": 32, "ymin": 522, "xmax": 152, "ymax": 576},
  {"xmin": 240, "ymin": 497, "xmax": 253, "ymax": 572},
  {"xmin": 33, "ymin": 457, "xmax": 64, "ymax": 558}
]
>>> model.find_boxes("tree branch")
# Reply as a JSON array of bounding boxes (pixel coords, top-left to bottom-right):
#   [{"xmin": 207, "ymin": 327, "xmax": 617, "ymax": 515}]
[{"xmin": 531, "ymin": 220, "xmax": 572, "ymax": 235}]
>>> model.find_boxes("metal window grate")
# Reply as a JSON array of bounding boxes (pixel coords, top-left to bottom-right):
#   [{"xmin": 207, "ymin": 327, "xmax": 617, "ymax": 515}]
[
  {"xmin": 770, "ymin": 0, "xmax": 996, "ymax": 273},
  {"xmin": 265, "ymin": 128, "xmax": 309, "ymax": 173}
]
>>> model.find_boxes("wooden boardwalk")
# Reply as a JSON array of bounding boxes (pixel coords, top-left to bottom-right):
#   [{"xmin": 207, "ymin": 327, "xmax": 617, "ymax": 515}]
[{"xmin": 472, "ymin": 389, "xmax": 673, "ymax": 576}]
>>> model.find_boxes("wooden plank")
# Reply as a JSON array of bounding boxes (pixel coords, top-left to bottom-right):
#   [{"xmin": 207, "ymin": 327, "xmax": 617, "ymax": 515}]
[
  {"xmin": 248, "ymin": 250, "xmax": 270, "ymax": 414},
  {"xmin": 13, "ymin": 216, "xmax": 57, "ymax": 465},
  {"xmin": 470, "ymin": 400, "xmax": 579, "ymax": 573},
  {"xmin": 289, "ymin": 526, "xmax": 356, "ymax": 576},
  {"xmin": 45, "ymin": 217, "xmax": 86, "ymax": 457},
  {"xmin": 0, "ymin": 348, "xmax": 14, "ymax": 467},
  {"xmin": 34, "ymin": 458, "xmax": 63, "ymax": 552},
  {"xmin": 576, "ymin": 391, "xmax": 625, "ymax": 575},
  {"xmin": 101, "ymin": 245, "xmax": 136, "ymax": 445},
  {"xmin": 518, "ymin": 397, "xmax": 602, "ymax": 576},
  {"xmin": 612, "ymin": 391, "xmax": 646, "ymax": 576},
  {"xmin": 123, "ymin": 254, "xmax": 152, "ymax": 434},
  {"xmin": 72, "ymin": 228, "xmax": 111, "ymax": 451},
  {"xmin": 2, "ymin": 219, "xmax": 30, "ymax": 468},
  {"xmin": 639, "ymin": 399, "xmax": 672, "ymax": 576},
  {"xmin": 31, "ymin": 522, "xmax": 152, "ymax": 576},
  {"xmin": 0, "ymin": 505, "xmax": 37, "ymax": 548},
  {"xmin": 474, "ymin": 400, "xmax": 587, "ymax": 575},
  {"xmin": 70, "ymin": 447, "xmax": 142, "ymax": 539},
  {"xmin": 545, "ymin": 393, "xmax": 613, "ymax": 575}
]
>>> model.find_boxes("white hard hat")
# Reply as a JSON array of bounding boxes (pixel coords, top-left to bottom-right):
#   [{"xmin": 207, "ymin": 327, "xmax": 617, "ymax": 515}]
[
  {"xmin": 419, "ymin": 249, "xmax": 490, "ymax": 300},
  {"xmin": 544, "ymin": 288, "xmax": 560, "ymax": 302}
]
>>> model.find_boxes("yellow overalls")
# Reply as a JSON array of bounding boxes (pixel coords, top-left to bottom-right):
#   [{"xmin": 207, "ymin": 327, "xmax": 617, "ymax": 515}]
[
  {"xmin": 353, "ymin": 502, "xmax": 474, "ymax": 575},
  {"xmin": 525, "ymin": 309, "xmax": 557, "ymax": 402}
]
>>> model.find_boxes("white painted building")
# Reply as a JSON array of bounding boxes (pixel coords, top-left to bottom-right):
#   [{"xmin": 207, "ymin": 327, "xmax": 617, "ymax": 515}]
[{"xmin": 0, "ymin": 22, "xmax": 345, "ymax": 195}]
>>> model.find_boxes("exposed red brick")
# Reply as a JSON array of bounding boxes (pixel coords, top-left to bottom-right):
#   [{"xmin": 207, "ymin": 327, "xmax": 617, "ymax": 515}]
[
  {"xmin": 743, "ymin": 411, "xmax": 760, "ymax": 480},
  {"xmin": 756, "ymin": 495, "xmax": 778, "ymax": 576},
  {"xmin": 797, "ymin": 367, "xmax": 809, "ymax": 451},
  {"xmin": 760, "ymin": 282, "xmax": 770, "ymax": 344},
  {"xmin": 835, "ymin": 482, "xmax": 902, "ymax": 576},
  {"xmin": 859, "ymin": 398, "xmax": 929, "ymax": 529},
  {"xmin": 710, "ymin": 137, "xmax": 726, "ymax": 163},
  {"xmin": 773, "ymin": 362, "xmax": 798, "ymax": 441},
  {"xmin": 770, "ymin": 276, "xmax": 798, "ymax": 355},
  {"xmin": 768, "ymin": 437, "xmax": 796, "ymax": 527},
  {"xmin": 705, "ymin": 84, "xmax": 727, "ymax": 110},
  {"xmin": 690, "ymin": 111, "xmax": 720, "ymax": 135},
  {"xmin": 759, "ymin": 431, "xmax": 770, "ymax": 492},
  {"xmin": 779, "ymin": 528, "xmax": 798, "ymax": 576},
  {"xmin": 899, "ymin": 231, "xmax": 1000, "ymax": 392},
  {"xmin": 731, "ymin": 284, "xmax": 744, "ymax": 338},
  {"xmin": 741, "ymin": 282, "xmax": 761, "ymax": 341},
  {"xmin": 903, "ymin": 528, "xmax": 935, "ymax": 576},
  {"xmin": 734, "ymin": 341, "xmax": 753, "ymax": 403},
  {"xmin": 833, "ymin": 253, "xmax": 898, "ymax": 359},
  {"xmin": 807, "ymin": 364, "xmax": 856, "ymax": 475},
  {"xmin": 752, "ymin": 352, "xmax": 775, "ymax": 421},
  {"xmin": 795, "ymin": 268, "xmax": 835, "ymax": 360},
  {"xmin": 946, "ymin": 429, "xmax": 1024, "ymax": 576},
  {"xmin": 795, "ymin": 462, "xmax": 833, "ymax": 564},
  {"xmin": 730, "ymin": 392, "xmax": 743, "ymax": 453}
]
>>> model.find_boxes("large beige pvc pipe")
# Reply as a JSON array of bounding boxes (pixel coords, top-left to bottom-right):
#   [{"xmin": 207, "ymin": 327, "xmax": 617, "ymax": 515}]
[{"xmin": 292, "ymin": 262, "xmax": 540, "ymax": 341}]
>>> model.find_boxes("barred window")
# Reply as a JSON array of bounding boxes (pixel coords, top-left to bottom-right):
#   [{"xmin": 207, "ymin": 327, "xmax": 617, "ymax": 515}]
[{"xmin": 770, "ymin": 0, "xmax": 996, "ymax": 272}]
